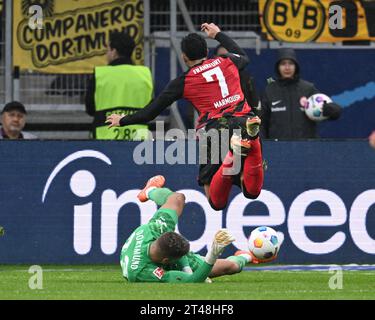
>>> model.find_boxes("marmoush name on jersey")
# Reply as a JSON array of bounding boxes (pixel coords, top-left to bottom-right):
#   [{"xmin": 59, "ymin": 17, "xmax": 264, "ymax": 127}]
[{"xmin": 214, "ymin": 94, "xmax": 241, "ymax": 108}]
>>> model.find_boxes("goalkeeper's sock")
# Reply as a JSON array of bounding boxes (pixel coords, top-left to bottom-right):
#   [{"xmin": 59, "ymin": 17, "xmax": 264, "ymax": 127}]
[
  {"xmin": 242, "ymin": 137, "xmax": 263, "ymax": 198},
  {"xmin": 227, "ymin": 254, "xmax": 251, "ymax": 271},
  {"xmin": 148, "ymin": 188, "xmax": 174, "ymax": 206},
  {"xmin": 209, "ymin": 151, "xmax": 234, "ymax": 210}
]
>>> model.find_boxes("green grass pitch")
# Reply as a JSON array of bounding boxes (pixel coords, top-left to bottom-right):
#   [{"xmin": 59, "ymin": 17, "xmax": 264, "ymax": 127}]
[{"xmin": 0, "ymin": 265, "xmax": 374, "ymax": 300}]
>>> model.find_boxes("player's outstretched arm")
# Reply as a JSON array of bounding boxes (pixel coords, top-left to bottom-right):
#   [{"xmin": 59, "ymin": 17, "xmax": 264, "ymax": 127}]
[
  {"xmin": 106, "ymin": 76, "xmax": 184, "ymax": 128},
  {"xmin": 201, "ymin": 22, "xmax": 249, "ymax": 69}
]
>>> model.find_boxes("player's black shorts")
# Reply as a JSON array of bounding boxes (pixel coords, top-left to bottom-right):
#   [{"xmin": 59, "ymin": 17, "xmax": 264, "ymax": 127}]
[{"xmin": 197, "ymin": 115, "xmax": 254, "ymax": 187}]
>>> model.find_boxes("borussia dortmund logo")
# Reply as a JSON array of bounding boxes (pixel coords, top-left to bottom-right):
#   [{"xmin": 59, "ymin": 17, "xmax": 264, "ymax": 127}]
[{"xmin": 263, "ymin": 0, "xmax": 326, "ymax": 42}]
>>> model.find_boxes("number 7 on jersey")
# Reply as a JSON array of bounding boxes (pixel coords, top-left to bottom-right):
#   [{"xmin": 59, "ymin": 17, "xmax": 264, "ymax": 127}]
[{"xmin": 202, "ymin": 67, "xmax": 230, "ymax": 99}]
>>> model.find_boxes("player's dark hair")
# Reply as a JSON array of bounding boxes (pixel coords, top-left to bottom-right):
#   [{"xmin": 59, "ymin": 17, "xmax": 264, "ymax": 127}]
[
  {"xmin": 109, "ymin": 31, "xmax": 136, "ymax": 58},
  {"xmin": 181, "ymin": 33, "xmax": 208, "ymax": 60},
  {"xmin": 157, "ymin": 232, "xmax": 190, "ymax": 260}
]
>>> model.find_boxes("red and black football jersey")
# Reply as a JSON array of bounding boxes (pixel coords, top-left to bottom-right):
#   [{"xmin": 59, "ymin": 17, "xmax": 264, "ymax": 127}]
[
  {"xmin": 183, "ymin": 56, "xmax": 252, "ymax": 128},
  {"xmin": 120, "ymin": 32, "xmax": 252, "ymax": 129}
]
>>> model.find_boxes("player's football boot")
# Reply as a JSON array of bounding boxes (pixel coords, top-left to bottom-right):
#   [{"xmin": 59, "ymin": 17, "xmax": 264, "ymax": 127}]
[
  {"xmin": 246, "ymin": 116, "xmax": 261, "ymax": 137},
  {"xmin": 230, "ymin": 133, "xmax": 252, "ymax": 157},
  {"xmin": 137, "ymin": 175, "xmax": 166, "ymax": 202}
]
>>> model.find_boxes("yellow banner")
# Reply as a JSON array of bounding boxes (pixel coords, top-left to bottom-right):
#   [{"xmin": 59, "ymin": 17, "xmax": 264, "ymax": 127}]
[
  {"xmin": 13, "ymin": 0, "xmax": 144, "ymax": 73},
  {"xmin": 259, "ymin": 0, "xmax": 375, "ymax": 43}
]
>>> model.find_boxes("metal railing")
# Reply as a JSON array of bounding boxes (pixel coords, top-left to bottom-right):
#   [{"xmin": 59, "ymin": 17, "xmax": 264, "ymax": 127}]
[
  {"xmin": 150, "ymin": 0, "xmax": 261, "ymax": 32},
  {"xmin": 16, "ymin": 72, "xmax": 89, "ymax": 110}
]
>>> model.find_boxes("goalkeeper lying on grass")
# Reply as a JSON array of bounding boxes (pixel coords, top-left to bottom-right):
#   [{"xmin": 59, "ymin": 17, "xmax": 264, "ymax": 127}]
[{"xmin": 120, "ymin": 175, "xmax": 267, "ymax": 283}]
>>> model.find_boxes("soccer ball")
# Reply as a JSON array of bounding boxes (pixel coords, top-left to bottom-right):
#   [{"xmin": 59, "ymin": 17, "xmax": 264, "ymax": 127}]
[
  {"xmin": 248, "ymin": 226, "xmax": 280, "ymax": 260},
  {"xmin": 302, "ymin": 93, "xmax": 332, "ymax": 122}
]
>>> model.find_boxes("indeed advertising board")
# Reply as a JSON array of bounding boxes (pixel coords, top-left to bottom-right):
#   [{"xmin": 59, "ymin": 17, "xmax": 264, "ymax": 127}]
[{"xmin": 0, "ymin": 140, "xmax": 374, "ymax": 264}]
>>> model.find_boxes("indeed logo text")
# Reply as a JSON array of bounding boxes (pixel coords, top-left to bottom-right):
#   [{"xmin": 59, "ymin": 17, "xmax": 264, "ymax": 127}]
[{"xmin": 42, "ymin": 150, "xmax": 375, "ymax": 257}]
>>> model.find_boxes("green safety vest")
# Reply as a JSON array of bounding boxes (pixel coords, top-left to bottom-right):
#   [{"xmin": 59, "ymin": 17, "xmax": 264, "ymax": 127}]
[{"xmin": 94, "ymin": 64, "xmax": 153, "ymax": 140}]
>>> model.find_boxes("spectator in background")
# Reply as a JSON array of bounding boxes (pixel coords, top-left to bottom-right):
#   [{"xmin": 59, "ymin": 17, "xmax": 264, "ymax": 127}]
[
  {"xmin": 214, "ymin": 44, "xmax": 260, "ymax": 114},
  {"xmin": 260, "ymin": 48, "xmax": 341, "ymax": 139},
  {"xmin": 0, "ymin": 101, "xmax": 37, "ymax": 139},
  {"xmin": 85, "ymin": 31, "xmax": 153, "ymax": 140}
]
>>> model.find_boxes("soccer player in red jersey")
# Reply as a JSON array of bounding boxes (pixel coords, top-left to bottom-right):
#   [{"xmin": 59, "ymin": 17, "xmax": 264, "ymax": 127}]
[{"xmin": 107, "ymin": 23, "xmax": 264, "ymax": 211}]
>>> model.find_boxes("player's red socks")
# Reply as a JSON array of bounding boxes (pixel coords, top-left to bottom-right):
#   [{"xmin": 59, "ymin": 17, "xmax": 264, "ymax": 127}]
[
  {"xmin": 242, "ymin": 137, "xmax": 263, "ymax": 199},
  {"xmin": 209, "ymin": 138, "xmax": 264, "ymax": 208},
  {"xmin": 209, "ymin": 151, "xmax": 234, "ymax": 210}
]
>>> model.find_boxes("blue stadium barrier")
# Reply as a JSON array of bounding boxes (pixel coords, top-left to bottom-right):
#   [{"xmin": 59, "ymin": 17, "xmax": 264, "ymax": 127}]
[{"xmin": 0, "ymin": 140, "xmax": 374, "ymax": 264}]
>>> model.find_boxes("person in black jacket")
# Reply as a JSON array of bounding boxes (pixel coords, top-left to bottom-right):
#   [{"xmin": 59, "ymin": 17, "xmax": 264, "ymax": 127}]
[{"xmin": 260, "ymin": 48, "xmax": 341, "ymax": 139}]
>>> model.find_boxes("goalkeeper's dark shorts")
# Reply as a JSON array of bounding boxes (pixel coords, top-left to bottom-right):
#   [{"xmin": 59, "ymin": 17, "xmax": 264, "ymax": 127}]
[{"xmin": 197, "ymin": 115, "xmax": 254, "ymax": 188}]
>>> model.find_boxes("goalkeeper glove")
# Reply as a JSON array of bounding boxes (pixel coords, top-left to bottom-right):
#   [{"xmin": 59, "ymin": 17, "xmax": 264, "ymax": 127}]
[{"xmin": 205, "ymin": 229, "xmax": 235, "ymax": 265}]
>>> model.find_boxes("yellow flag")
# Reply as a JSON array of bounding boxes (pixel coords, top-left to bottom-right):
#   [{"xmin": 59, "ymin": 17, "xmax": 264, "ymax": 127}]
[{"xmin": 13, "ymin": 0, "xmax": 144, "ymax": 73}]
